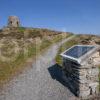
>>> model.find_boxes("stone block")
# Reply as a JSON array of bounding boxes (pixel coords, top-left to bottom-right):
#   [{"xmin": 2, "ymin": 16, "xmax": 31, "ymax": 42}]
[{"xmin": 79, "ymin": 89, "xmax": 90, "ymax": 98}]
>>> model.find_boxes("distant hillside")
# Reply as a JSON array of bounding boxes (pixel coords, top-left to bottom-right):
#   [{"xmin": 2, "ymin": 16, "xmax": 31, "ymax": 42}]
[
  {"xmin": 0, "ymin": 27, "xmax": 99, "ymax": 44},
  {"xmin": 0, "ymin": 27, "xmax": 73, "ymax": 39},
  {"xmin": 77, "ymin": 34, "xmax": 100, "ymax": 45},
  {"xmin": 0, "ymin": 27, "xmax": 72, "ymax": 85}
]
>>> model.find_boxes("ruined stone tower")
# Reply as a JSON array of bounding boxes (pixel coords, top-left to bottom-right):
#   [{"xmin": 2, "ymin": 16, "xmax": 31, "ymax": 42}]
[{"xmin": 8, "ymin": 16, "xmax": 20, "ymax": 27}]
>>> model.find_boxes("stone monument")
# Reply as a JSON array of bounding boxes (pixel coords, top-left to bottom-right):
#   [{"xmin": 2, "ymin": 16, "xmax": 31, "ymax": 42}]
[
  {"xmin": 61, "ymin": 45, "xmax": 100, "ymax": 99},
  {"xmin": 8, "ymin": 16, "xmax": 20, "ymax": 27}
]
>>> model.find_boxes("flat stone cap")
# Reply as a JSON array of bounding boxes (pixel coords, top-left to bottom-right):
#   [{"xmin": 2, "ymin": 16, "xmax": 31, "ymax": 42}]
[{"xmin": 60, "ymin": 45, "xmax": 100, "ymax": 64}]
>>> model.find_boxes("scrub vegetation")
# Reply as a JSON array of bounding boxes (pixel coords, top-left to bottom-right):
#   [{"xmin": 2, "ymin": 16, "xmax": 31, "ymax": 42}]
[{"xmin": 0, "ymin": 27, "xmax": 72, "ymax": 85}]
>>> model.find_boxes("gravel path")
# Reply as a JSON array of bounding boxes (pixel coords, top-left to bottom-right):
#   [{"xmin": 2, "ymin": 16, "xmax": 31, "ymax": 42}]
[{"xmin": 0, "ymin": 35, "xmax": 78, "ymax": 100}]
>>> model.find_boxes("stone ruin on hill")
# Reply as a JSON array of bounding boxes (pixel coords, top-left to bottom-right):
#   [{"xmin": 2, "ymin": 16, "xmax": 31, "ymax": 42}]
[
  {"xmin": 8, "ymin": 16, "xmax": 20, "ymax": 27},
  {"xmin": 61, "ymin": 45, "xmax": 100, "ymax": 99}
]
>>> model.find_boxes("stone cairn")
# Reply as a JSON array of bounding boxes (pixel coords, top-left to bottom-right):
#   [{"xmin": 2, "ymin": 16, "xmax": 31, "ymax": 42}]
[
  {"xmin": 62, "ymin": 51, "xmax": 100, "ymax": 99},
  {"xmin": 8, "ymin": 16, "xmax": 20, "ymax": 27}
]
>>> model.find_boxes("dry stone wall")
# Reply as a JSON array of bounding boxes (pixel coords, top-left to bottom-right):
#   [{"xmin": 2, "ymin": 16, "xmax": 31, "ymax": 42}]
[{"xmin": 62, "ymin": 52, "xmax": 100, "ymax": 99}]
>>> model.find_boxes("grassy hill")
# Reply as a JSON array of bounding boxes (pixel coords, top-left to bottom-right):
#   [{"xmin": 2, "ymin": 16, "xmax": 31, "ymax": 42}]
[
  {"xmin": 0, "ymin": 27, "xmax": 72, "ymax": 85},
  {"xmin": 0, "ymin": 27, "xmax": 99, "ymax": 87}
]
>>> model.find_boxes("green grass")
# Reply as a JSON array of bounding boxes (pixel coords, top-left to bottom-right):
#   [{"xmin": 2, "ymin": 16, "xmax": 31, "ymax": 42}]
[
  {"xmin": 40, "ymin": 39, "xmax": 52, "ymax": 50},
  {"xmin": 53, "ymin": 33, "xmax": 73, "ymax": 43},
  {"xmin": 55, "ymin": 36, "xmax": 79, "ymax": 65},
  {"xmin": 18, "ymin": 27, "xmax": 26, "ymax": 33}
]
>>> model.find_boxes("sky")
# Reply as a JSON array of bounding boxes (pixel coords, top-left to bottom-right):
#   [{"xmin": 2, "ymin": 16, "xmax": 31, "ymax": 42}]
[{"xmin": 0, "ymin": 0, "xmax": 100, "ymax": 35}]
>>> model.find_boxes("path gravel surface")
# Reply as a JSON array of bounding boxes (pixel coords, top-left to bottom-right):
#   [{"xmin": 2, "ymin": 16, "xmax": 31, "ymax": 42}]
[{"xmin": 0, "ymin": 35, "xmax": 78, "ymax": 100}]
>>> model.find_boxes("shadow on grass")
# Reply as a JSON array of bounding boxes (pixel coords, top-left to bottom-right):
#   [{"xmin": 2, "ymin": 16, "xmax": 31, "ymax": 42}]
[{"xmin": 48, "ymin": 64, "xmax": 78, "ymax": 97}]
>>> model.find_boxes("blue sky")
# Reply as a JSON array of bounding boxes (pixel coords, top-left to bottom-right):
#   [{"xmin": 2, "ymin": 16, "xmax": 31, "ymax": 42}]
[{"xmin": 0, "ymin": 0, "xmax": 100, "ymax": 34}]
